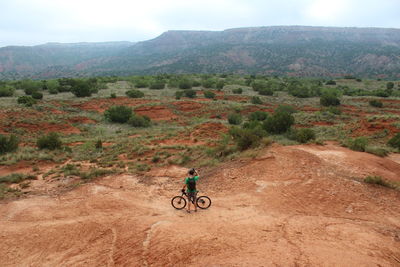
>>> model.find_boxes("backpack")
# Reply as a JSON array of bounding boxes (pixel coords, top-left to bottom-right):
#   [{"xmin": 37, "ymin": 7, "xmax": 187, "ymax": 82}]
[{"xmin": 187, "ymin": 177, "xmax": 196, "ymax": 191}]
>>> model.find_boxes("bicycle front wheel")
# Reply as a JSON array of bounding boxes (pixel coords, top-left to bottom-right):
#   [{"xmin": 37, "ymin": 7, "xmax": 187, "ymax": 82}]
[
  {"xmin": 171, "ymin": 196, "xmax": 187, "ymax": 210},
  {"xmin": 196, "ymin": 196, "xmax": 211, "ymax": 209}
]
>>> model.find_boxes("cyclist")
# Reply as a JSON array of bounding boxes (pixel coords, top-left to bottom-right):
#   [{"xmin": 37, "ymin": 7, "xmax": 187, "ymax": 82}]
[{"xmin": 182, "ymin": 168, "xmax": 200, "ymax": 213}]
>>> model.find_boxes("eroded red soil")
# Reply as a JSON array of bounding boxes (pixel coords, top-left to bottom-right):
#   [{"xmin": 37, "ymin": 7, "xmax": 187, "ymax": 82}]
[
  {"xmin": 1, "ymin": 144, "xmax": 399, "ymax": 266},
  {"xmin": 134, "ymin": 105, "xmax": 177, "ymax": 121}
]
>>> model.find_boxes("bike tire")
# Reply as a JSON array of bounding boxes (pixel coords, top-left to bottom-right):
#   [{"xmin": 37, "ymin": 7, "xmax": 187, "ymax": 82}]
[
  {"xmin": 171, "ymin": 196, "xmax": 187, "ymax": 210},
  {"xmin": 196, "ymin": 196, "xmax": 211, "ymax": 209}
]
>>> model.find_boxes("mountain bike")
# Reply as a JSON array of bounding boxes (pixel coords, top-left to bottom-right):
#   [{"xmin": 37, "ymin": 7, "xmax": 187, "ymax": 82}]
[{"xmin": 171, "ymin": 190, "xmax": 211, "ymax": 210}]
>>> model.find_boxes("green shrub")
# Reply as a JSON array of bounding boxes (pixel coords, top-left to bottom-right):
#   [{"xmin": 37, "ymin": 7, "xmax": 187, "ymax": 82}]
[
  {"xmin": 263, "ymin": 111, "xmax": 295, "ymax": 134},
  {"xmin": 135, "ymin": 80, "xmax": 149, "ymax": 88},
  {"xmin": 128, "ymin": 114, "xmax": 151, "ymax": 127},
  {"xmin": 365, "ymin": 146, "xmax": 389, "ymax": 157},
  {"xmin": 388, "ymin": 133, "xmax": 400, "ymax": 150},
  {"xmin": 184, "ymin": 89, "xmax": 196, "ymax": 98},
  {"xmin": 71, "ymin": 80, "xmax": 94, "ymax": 97},
  {"xmin": 126, "ymin": 89, "xmax": 144, "ymax": 98},
  {"xmin": 320, "ymin": 94, "xmax": 340, "ymax": 106},
  {"xmin": 95, "ymin": 140, "xmax": 103, "ymax": 149},
  {"xmin": 251, "ymin": 96, "xmax": 263, "ymax": 104},
  {"xmin": 37, "ymin": 132, "xmax": 62, "ymax": 150},
  {"xmin": 202, "ymin": 79, "xmax": 215, "ymax": 88},
  {"xmin": 0, "ymin": 85, "xmax": 15, "ymax": 97},
  {"xmin": 192, "ymin": 80, "xmax": 201, "ymax": 87},
  {"xmin": 325, "ymin": 80, "xmax": 336, "ymax": 85},
  {"xmin": 178, "ymin": 79, "xmax": 193, "ymax": 89},
  {"xmin": 216, "ymin": 80, "xmax": 225, "ymax": 90},
  {"xmin": 49, "ymin": 87, "xmax": 58, "ymax": 94},
  {"xmin": 258, "ymin": 87, "xmax": 273, "ymax": 96},
  {"xmin": 251, "ymin": 80, "xmax": 266, "ymax": 91},
  {"xmin": 324, "ymin": 106, "xmax": 342, "ymax": 115},
  {"xmin": 232, "ymin": 88, "xmax": 243, "ymax": 94},
  {"xmin": 249, "ymin": 111, "xmax": 268, "ymax": 121},
  {"xmin": 149, "ymin": 81, "xmax": 165, "ymax": 89},
  {"xmin": 346, "ymin": 137, "xmax": 368, "ymax": 152},
  {"xmin": 110, "ymin": 93, "xmax": 117, "ymax": 98},
  {"xmin": 229, "ymin": 127, "xmax": 266, "ymax": 151},
  {"xmin": 275, "ymin": 105, "xmax": 296, "ymax": 114},
  {"xmin": 0, "ymin": 173, "xmax": 36, "ymax": 184},
  {"xmin": 364, "ymin": 176, "xmax": 389, "ymax": 187},
  {"xmin": 369, "ymin": 100, "xmax": 383, "ymax": 108},
  {"xmin": 104, "ymin": 106, "xmax": 133, "ymax": 123},
  {"xmin": 175, "ymin": 91, "xmax": 184, "ymax": 99},
  {"xmin": 228, "ymin": 113, "xmax": 242, "ymax": 125},
  {"xmin": 0, "ymin": 134, "xmax": 19, "ymax": 154},
  {"xmin": 17, "ymin": 96, "xmax": 36, "ymax": 107},
  {"xmin": 386, "ymin": 82, "xmax": 394, "ymax": 90},
  {"xmin": 292, "ymin": 128, "xmax": 316, "ymax": 143},
  {"xmin": 31, "ymin": 92, "xmax": 43, "ymax": 100},
  {"xmin": 204, "ymin": 90, "xmax": 216, "ymax": 99}
]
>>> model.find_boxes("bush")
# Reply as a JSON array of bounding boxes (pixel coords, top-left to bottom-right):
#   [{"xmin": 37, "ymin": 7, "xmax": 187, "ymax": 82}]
[
  {"xmin": 275, "ymin": 105, "xmax": 296, "ymax": 114},
  {"xmin": 184, "ymin": 89, "xmax": 196, "ymax": 98},
  {"xmin": 232, "ymin": 88, "xmax": 243, "ymax": 94},
  {"xmin": 128, "ymin": 114, "xmax": 151, "ymax": 127},
  {"xmin": 104, "ymin": 106, "xmax": 133, "ymax": 123},
  {"xmin": 251, "ymin": 80, "xmax": 266, "ymax": 91},
  {"xmin": 95, "ymin": 140, "xmax": 103, "ymax": 149},
  {"xmin": 388, "ymin": 133, "xmax": 400, "ymax": 150},
  {"xmin": 37, "ymin": 132, "xmax": 62, "ymax": 150},
  {"xmin": 31, "ymin": 92, "xmax": 43, "ymax": 100},
  {"xmin": 49, "ymin": 87, "xmax": 58, "ymax": 94},
  {"xmin": 251, "ymin": 96, "xmax": 263, "ymax": 104},
  {"xmin": 365, "ymin": 146, "xmax": 389, "ymax": 157},
  {"xmin": 249, "ymin": 111, "xmax": 268, "ymax": 121},
  {"xmin": 229, "ymin": 127, "xmax": 266, "ymax": 151},
  {"xmin": 263, "ymin": 111, "xmax": 295, "ymax": 134},
  {"xmin": 0, "ymin": 134, "xmax": 19, "ymax": 154},
  {"xmin": 292, "ymin": 128, "xmax": 316, "ymax": 143},
  {"xmin": 110, "ymin": 93, "xmax": 117, "ymax": 98},
  {"xmin": 178, "ymin": 79, "xmax": 193, "ymax": 89},
  {"xmin": 320, "ymin": 94, "xmax": 340, "ymax": 106},
  {"xmin": 71, "ymin": 80, "xmax": 93, "ymax": 97},
  {"xmin": 126, "ymin": 89, "xmax": 144, "ymax": 98},
  {"xmin": 346, "ymin": 137, "xmax": 368, "ymax": 152},
  {"xmin": 326, "ymin": 80, "xmax": 336, "ymax": 85},
  {"xmin": 149, "ymin": 81, "xmax": 165, "ymax": 89},
  {"xmin": 0, "ymin": 85, "xmax": 15, "ymax": 97},
  {"xmin": 203, "ymin": 90, "xmax": 216, "ymax": 99},
  {"xmin": 175, "ymin": 91, "xmax": 184, "ymax": 99},
  {"xmin": 364, "ymin": 176, "xmax": 389, "ymax": 187},
  {"xmin": 202, "ymin": 79, "xmax": 215, "ymax": 88},
  {"xmin": 324, "ymin": 106, "xmax": 342, "ymax": 115},
  {"xmin": 135, "ymin": 80, "xmax": 149, "ymax": 88},
  {"xmin": 17, "ymin": 96, "xmax": 36, "ymax": 107},
  {"xmin": 216, "ymin": 80, "xmax": 225, "ymax": 90},
  {"xmin": 228, "ymin": 113, "xmax": 242, "ymax": 125},
  {"xmin": 369, "ymin": 100, "xmax": 383, "ymax": 108},
  {"xmin": 386, "ymin": 82, "xmax": 394, "ymax": 90},
  {"xmin": 258, "ymin": 87, "xmax": 273, "ymax": 96}
]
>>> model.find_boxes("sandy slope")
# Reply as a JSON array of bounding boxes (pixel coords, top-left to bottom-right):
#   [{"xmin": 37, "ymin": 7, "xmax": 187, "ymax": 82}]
[{"xmin": 1, "ymin": 144, "xmax": 400, "ymax": 266}]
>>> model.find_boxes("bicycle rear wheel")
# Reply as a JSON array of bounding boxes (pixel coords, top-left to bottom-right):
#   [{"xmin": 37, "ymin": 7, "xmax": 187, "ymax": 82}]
[
  {"xmin": 171, "ymin": 196, "xmax": 187, "ymax": 210},
  {"xmin": 196, "ymin": 196, "xmax": 211, "ymax": 209}
]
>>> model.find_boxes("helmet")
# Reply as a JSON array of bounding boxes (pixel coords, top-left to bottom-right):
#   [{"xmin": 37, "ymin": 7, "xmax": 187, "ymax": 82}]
[{"xmin": 188, "ymin": 168, "xmax": 195, "ymax": 175}]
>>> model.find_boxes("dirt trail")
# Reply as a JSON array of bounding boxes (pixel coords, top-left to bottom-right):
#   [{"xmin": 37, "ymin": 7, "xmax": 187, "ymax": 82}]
[{"xmin": 1, "ymin": 144, "xmax": 400, "ymax": 266}]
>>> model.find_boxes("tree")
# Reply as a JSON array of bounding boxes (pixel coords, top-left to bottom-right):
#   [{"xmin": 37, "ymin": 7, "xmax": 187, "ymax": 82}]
[
  {"xmin": 104, "ymin": 106, "xmax": 133, "ymax": 123},
  {"xmin": 320, "ymin": 94, "xmax": 340, "ymax": 106},
  {"xmin": 263, "ymin": 111, "xmax": 294, "ymax": 134},
  {"xmin": 126, "ymin": 89, "xmax": 144, "ymax": 98},
  {"xmin": 71, "ymin": 80, "xmax": 93, "ymax": 97}
]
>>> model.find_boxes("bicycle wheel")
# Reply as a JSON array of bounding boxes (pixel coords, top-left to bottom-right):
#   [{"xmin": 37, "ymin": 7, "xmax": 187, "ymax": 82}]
[
  {"xmin": 171, "ymin": 196, "xmax": 186, "ymax": 210},
  {"xmin": 196, "ymin": 196, "xmax": 211, "ymax": 209}
]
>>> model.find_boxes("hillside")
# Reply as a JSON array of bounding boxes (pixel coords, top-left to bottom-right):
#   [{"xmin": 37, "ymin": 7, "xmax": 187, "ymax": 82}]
[{"xmin": 1, "ymin": 26, "xmax": 400, "ymax": 79}]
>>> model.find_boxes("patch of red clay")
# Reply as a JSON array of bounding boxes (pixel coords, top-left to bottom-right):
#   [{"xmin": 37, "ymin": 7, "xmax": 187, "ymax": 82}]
[
  {"xmin": 349, "ymin": 119, "xmax": 399, "ymax": 137},
  {"xmin": 72, "ymin": 97, "xmax": 155, "ymax": 113},
  {"xmin": 190, "ymin": 122, "xmax": 229, "ymax": 140},
  {"xmin": 68, "ymin": 116, "xmax": 96, "ymax": 124},
  {"xmin": 172, "ymin": 101, "xmax": 205, "ymax": 112},
  {"xmin": 241, "ymin": 105, "xmax": 272, "ymax": 115},
  {"xmin": 134, "ymin": 105, "xmax": 177, "ymax": 121}
]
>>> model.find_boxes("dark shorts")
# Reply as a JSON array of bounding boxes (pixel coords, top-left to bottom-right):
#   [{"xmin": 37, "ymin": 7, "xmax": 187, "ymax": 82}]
[{"xmin": 187, "ymin": 191, "xmax": 197, "ymax": 202}]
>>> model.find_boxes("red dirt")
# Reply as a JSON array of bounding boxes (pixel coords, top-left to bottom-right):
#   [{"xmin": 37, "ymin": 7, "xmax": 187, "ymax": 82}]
[
  {"xmin": 134, "ymin": 105, "xmax": 178, "ymax": 121},
  {"xmin": 1, "ymin": 144, "xmax": 399, "ymax": 266},
  {"xmin": 14, "ymin": 122, "xmax": 81, "ymax": 134},
  {"xmin": 190, "ymin": 122, "xmax": 228, "ymax": 140},
  {"xmin": 68, "ymin": 116, "xmax": 96, "ymax": 124},
  {"xmin": 172, "ymin": 101, "xmax": 205, "ymax": 112},
  {"xmin": 72, "ymin": 97, "xmax": 155, "ymax": 113},
  {"xmin": 349, "ymin": 118, "xmax": 399, "ymax": 137}
]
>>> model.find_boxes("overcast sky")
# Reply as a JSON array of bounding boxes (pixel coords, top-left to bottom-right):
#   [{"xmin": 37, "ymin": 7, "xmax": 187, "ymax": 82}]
[{"xmin": 0, "ymin": 0, "xmax": 399, "ymax": 47}]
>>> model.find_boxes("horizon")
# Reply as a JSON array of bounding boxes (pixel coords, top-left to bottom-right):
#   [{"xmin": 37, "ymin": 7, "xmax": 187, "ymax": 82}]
[{"xmin": 2, "ymin": 24, "xmax": 400, "ymax": 48}]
